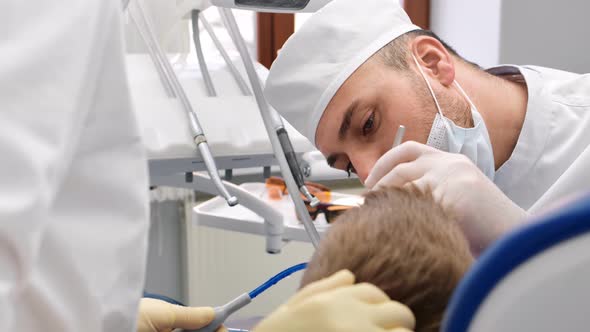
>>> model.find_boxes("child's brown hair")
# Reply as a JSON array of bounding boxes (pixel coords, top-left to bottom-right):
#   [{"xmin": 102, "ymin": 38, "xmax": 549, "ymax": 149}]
[{"xmin": 300, "ymin": 187, "xmax": 473, "ymax": 332}]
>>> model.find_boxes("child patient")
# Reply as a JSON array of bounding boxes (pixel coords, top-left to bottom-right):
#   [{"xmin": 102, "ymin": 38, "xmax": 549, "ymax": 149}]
[{"xmin": 300, "ymin": 187, "xmax": 474, "ymax": 332}]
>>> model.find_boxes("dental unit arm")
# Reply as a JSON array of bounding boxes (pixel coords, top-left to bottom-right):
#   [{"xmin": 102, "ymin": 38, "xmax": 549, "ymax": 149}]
[
  {"xmin": 126, "ymin": 0, "xmax": 332, "ymax": 246},
  {"xmin": 209, "ymin": 0, "xmax": 333, "ymax": 210},
  {"xmin": 191, "ymin": 6, "xmax": 319, "ymax": 208},
  {"xmin": 217, "ymin": 7, "xmax": 322, "ymax": 248},
  {"xmin": 213, "ymin": 4, "xmax": 321, "ymax": 210},
  {"xmin": 128, "ymin": 0, "xmax": 238, "ymax": 206}
]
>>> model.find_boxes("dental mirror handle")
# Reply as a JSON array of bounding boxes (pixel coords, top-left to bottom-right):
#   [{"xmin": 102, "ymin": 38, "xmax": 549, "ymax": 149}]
[{"xmin": 187, "ymin": 293, "xmax": 252, "ymax": 332}]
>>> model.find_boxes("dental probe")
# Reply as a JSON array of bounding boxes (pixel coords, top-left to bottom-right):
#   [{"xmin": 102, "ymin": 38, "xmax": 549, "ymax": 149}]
[{"xmin": 393, "ymin": 125, "xmax": 406, "ymax": 148}]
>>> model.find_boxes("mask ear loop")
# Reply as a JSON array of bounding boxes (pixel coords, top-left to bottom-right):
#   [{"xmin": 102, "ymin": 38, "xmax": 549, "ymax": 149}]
[
  {"xmin": 411, "ymin": 54, "xmax": 451, "ymax": 132},
  {"xmin": 453, "ymin": 80, "xmax": 478, "ymax": 111}
]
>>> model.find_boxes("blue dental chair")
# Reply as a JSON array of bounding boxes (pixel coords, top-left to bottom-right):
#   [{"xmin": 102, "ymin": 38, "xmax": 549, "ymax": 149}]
[{"xmin": 443, "ymin": 194, "xmax": 590, "ymax": 331}]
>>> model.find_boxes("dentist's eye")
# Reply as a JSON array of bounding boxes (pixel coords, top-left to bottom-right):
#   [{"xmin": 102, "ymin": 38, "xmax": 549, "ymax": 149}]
[
  {"xmin": 362, "ymin": 112, "xmax": 375, "ymax": 136},
  {"xmin": 346, "ymin": 162, "xmax": 356, "ymax": 178}
]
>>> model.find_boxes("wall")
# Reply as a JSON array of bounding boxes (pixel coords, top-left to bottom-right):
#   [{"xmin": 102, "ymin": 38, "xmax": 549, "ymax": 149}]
[
  {"xmin": 430, "ymin": 0, "xmax": 502, "ymax": 68},
  {"xmin": 499, "ymin": 0, "xmax": 590, "ymax": 73},
  {"xmin": 430, "ymin": 0, "xmax": 590, "ymax": 73}
]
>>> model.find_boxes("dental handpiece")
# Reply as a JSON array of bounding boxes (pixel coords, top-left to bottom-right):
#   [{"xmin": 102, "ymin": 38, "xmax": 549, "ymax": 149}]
[
  {"xmin": 276, "ymin": 128, "xmax": 321, "ymax": 207},
  {"xmin": 191, "ymin": 293, "xmax": 252, "ymax": 332},
  {"xmin": 187, "ymin": 263, "xmax": 308, "ymax": 332},
  {"xmin": 188, "ymin": 113, "xmax": 239, "ymax": 207}
]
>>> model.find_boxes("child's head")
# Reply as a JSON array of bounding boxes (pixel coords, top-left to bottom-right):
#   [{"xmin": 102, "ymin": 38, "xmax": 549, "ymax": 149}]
[{"xmin": 300, "ymin": 187, "xmax": 474, "ymax": 332}]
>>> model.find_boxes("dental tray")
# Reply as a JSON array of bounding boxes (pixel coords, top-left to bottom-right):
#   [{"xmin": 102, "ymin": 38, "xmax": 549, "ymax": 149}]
[{"xmin": 193, "ymin": 182, "xmax": 362, "ymax": 242}]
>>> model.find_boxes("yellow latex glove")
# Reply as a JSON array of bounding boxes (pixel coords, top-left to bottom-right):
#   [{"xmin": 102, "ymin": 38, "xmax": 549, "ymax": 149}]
[
  {"xmin": 254, "ymin": 270, "xmax": 415, "ymax": 332},
  {"xmin": 137, "ymin": 298, "xmax": 226, "ymax": 332}
]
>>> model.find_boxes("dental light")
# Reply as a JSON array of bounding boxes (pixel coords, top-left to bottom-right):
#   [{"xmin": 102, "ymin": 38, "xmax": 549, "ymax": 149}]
[{"xmin": 211, "ymin": 0, "xmax": 332, "ymax": 13}]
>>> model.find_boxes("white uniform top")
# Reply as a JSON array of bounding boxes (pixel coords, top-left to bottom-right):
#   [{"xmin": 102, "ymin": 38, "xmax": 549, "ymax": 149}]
[
  {"xmin": 491, "ymin": 65, "xmax": 590, "ymax": 212},
  {"xmin": 0, "ymin": 1, "xmax": 149, "ymax": 331}
]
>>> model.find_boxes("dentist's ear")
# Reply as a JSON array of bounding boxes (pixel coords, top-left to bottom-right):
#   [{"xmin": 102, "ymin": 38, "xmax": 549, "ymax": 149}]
[{"xmin": 410, "ymin": 36, "xmax": 456, "ymax": 87}]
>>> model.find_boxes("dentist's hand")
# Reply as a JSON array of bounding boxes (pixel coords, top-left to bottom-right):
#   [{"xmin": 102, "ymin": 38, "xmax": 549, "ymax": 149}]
[
  {"xmin": 137, "ymin": 298, "xmax": 226, "ymax": 332},
  {"xmin": 365, "ymin": 141, "xmax": 528, "ymax": 255},
  {"xmin": 253, "ymin": 270, "xmax": 415, "ymax": 332}
]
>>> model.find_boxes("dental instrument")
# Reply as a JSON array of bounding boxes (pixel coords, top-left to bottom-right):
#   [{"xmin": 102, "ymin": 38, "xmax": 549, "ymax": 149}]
[
  {"xmin": 277, "ymin": 127, "xmax": 321, "ymax": 207},
  {"xmin": 130, "ymin": 0, "xmax": 238, "ymax": 206},
  {"xmin": 392, "ymin": 125, "xmax": 406, "ymax": 148},
  {"xmin": 219, "ymin": 7, "xmax": 321, "ymax": 247},
  {"xmin": 188, "ymin": 263, "xmax": 308, "ymax": 332}
]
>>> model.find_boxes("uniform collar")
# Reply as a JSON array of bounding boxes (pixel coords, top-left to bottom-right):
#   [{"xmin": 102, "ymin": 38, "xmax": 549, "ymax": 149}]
[{"xmin": 489, "ymin": 65, "xmax": 553, "ymax": 190}]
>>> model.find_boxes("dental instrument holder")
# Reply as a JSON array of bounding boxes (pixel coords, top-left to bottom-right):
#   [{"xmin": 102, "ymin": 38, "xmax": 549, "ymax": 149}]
[
  {"xmin": 213, "ymin": 8, "xmax": 320, "ymax": 207},
  {"xmin": 130, "ymin": 0, "xmax": 238, "ymax": 207},
  {"xmin": 190, "ymin": 5, "xmax": 316, "ymax": 209},
  {"xmin": 151, "ymin": 172, "xmax": 284, "ymax": 253},
  {"xmin": 192, "ymin": 6, "xmax": 317, "ymax": 208},
  {"xmin": 219, "ymin": 7, "xmax": 321, "ymax": 248}
]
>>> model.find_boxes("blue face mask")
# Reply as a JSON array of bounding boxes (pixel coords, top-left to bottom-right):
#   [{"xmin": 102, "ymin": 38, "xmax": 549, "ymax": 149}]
[{"xmin": 412, "ymin": 55, "xmax": 496, "ymax": 180}]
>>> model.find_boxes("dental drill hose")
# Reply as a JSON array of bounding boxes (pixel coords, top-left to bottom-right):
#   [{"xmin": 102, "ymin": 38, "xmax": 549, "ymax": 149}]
[
  {"xmin": 187, "ymin": 263, "xmax": 308, "ymax": 332},
  {"xmin": 276, "ymin": 128, "xmax": 320, "ymax": 207},
  {"xmin": 191, "ymin": 10, "xmax": 217, "ymax": 97}
]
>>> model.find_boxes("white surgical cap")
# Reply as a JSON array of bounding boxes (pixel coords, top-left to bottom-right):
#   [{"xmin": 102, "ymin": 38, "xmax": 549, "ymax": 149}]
[{"xmin": 264, "ymin": 0, "xmax": 419, "ymax": 146}]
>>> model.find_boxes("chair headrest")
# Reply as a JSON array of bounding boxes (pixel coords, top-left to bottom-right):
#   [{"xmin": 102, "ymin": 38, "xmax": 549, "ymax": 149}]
[{"xmin": 443, "ymin": 193, "xmax": 590, "ymax": 332}]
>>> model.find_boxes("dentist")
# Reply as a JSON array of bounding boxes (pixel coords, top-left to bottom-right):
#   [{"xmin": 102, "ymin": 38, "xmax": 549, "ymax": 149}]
[{"xmin": 264, "ymin": 0, "xmax": 590, "ymax": 254}]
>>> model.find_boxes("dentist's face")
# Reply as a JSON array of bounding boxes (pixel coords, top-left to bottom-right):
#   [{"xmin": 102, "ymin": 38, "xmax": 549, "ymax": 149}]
[
  {"xmin": 314, "ymin": 58, "xmax": 431, "ymax": 183},
  {"xmin": 314, "ymin": 54, "xmax": 464, "ymax": 183},
  {"xmin": 313, "ymin": 34, "xmax": 476, "ymax": 184}
]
